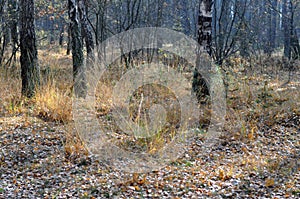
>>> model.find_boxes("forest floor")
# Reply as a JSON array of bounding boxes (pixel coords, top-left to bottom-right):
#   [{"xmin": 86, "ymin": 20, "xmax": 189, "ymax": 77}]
[
  {"xmin": 0, "ymin": 113, "xmax": 299, "ymax": 198},
  {"xmin": 0, "ymin": 49, "xmax": 300, "ymax": 198}
]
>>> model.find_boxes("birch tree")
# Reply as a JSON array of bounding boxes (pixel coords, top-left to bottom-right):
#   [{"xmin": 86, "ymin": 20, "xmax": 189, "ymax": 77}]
[{"xmin": 192, "ymin": 0, "xmax": 213, "ymax": 101}]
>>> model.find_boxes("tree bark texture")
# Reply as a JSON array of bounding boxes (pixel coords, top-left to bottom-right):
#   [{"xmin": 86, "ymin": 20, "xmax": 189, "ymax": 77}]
[
  {"xmin": 20, "ymin": 0, "xmax": 40, "ymax": 98},
  {"xmin": 68, "ymin": 0, "xmax": 87, "ymax": 98},
  {"xmin": 198, "ymin": 0, "xmax": 213, "ymax": 55},
  {"xmin": 192, "ymin": 0, "xmax": 213, "ymax": 101},
  {"xmin": 282, "ymin": 0, "xmax": 291, "ymax": 59},
  {"xmin": 78, "ymin": 0, "xmax": 94, "ymax": 67}
]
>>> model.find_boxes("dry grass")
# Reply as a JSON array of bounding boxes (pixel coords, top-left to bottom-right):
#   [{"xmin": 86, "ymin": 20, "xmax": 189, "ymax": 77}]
[
  {"xmin": 223, "ymin": 56, "xmax": 300, "ymax": 142},
  {"xmin": 0, "ymin": 49, "xmax": 85, "ymax": 161},
  {"xmin": 0, "ymin": 67, "xmax": 23, "ymax": 115},
  {"xmin": 0, "ymin": 48, "xmax": 73, "ymax": 122},
  {"xmin": 95, "ymin": 82, "xmax": 113, "ymax": 116},
  {"xmin": 93, "ymin": 56, "xmax": 196, "ymax": 154},
  {"xmin": 95, "ymin": 79, "xmax": 182, "ymax": 154},
  {"xmin": 63, "ymin": 123, "xmax": 89, "ymax": 160},
  {"xmin": 34, "ymin": 81, "xmax": 72, "ymax": 123},
  {"xmin": 0, "ymin": 49, "xmax": 299, "ymax": 162}
]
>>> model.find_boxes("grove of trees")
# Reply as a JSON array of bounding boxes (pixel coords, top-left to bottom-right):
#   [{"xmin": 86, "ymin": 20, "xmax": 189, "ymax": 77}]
[{"xmin": 0, "ymin": 0, "xmax": 299, "ymax": 96}]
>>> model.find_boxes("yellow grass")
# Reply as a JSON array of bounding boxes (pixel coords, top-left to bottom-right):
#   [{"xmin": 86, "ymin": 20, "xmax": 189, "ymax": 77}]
[
  {"xmin": 34, "ymin": 81, "xmax": 72, "ymax": 123},
  {"xmin": 0, "ymin": 49, "xmax": 299, "ymax": 161}
]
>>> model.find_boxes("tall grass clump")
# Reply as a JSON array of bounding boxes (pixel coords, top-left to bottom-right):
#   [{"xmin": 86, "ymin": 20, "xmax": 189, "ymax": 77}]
[{"xmin": 34, "ymin": 81, "xmax": 72, "ymax": 123}]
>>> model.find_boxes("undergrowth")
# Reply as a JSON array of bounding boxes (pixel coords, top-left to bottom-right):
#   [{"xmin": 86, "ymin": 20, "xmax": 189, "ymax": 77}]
[
  {"xmin": 0, "ymin": 50, "xmax": 299, "ymax": 164},
  {"xmin": 34, "ymin": 81, "xmax": 72, "ymax": 123}
]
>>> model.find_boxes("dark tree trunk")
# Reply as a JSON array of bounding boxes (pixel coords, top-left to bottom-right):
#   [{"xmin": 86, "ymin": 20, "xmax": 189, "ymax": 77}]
[
  {"xmin": 239, "ymin": 0, "xmax": 250, "ymax": 57},
  {"xmin": 20, "ymin": 0, "xmax": 40, "ymax": 98},
  {"xmin": 0, "ymin": 0, "xmax": 10, "ymax": 66},
  {"xmin": 0, "ymin": 2, "xmax": 4, "ymax": 65},
  {"xmin": 49, "ymin": 0, "xmax": 55, "ymax": 44},
  {"xmin": 282, "ymin": 0, "xmax": 299, "ymax": 60},
  {"xmin": 282, "ymin": 0, "xmax": 291, "ymax": 59},
  {"xmin": 240, "ymin": 22, "xmax": 249, "ymax": 58},
  {"xmin": 78, "ymin": 0, "xmax": 94, "ymax": 65},
  {"xmin": 67, "ymin": 23, "xmax": 71, "ymax": 55},
  {"xmin": 270, "ymin": 0, "xmax": 278, "ymax": 52},
  {"xmin": 59, "ymin": 24, "xmax": 64, "ymax": 46},
  {"xmin": 291, "ymin": 29, "xmax": 300, "ymax": 60},
  {"xmin": 9, "ymin": 0, "xmax": 18, "ymax": 65},
  {"xmin": 68, "ymin": 0, "xmax": 86, "ymax": 98},
  {"xmin": 95, "ymin": 1, "xmax": 107, "ymax": 46},
  {"xmin": 290, "ymin": 3, "xmax": 300, "ymax": 60},
  {"xmin": 192, "ymin": 0, "xmax": 213, "ymax": 101}
]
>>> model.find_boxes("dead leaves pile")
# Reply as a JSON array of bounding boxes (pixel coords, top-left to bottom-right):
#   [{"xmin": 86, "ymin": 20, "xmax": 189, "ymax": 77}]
[{"xmin": 0, "ymin": 113, "xmax": 299, "ymax": 198}]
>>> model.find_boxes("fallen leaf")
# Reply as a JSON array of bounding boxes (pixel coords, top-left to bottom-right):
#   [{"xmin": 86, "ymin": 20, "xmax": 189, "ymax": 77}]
[
  {"xmin": 265, "ymin": 178, "xmax": 275, "ymax": 187},
  {"xmin": 219, "ymin": 169, "xmax": 225, "ymax": 180}
]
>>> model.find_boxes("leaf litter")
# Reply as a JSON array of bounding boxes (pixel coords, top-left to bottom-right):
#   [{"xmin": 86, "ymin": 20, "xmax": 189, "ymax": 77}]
[{"xmin": 0, "ymin": 111, "xmax": 299, "ymax": 198}]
